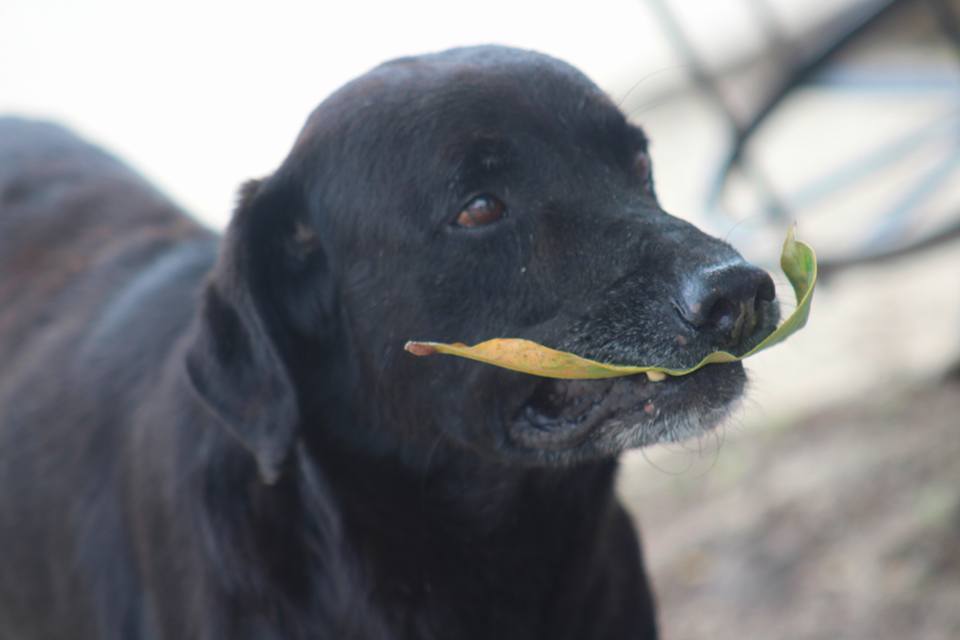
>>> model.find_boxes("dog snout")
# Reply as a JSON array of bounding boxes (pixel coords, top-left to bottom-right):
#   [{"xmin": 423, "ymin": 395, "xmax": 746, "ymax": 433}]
[{"xmin": 676, "ymin": 262, "xmax": 776, "ymax": 349}]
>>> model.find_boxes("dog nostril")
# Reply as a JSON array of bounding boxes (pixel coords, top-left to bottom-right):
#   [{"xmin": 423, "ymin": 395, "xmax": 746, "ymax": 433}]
[
  {"xmin": 678, "ymin": 264, "xmax": 776, "ymax": 346},
  {"xmin": 704, "ymin": 297, "xmax": 741, "ymax": 334},
  {"xmin": 756, "ymin": 275, "xmax": 776, "ymax": 303}
]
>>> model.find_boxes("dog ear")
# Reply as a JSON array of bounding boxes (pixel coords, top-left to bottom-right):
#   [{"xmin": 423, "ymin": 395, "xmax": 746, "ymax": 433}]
[{"xmin": 185, "ymin": 177, "xmax": 301, "ymax": 485}]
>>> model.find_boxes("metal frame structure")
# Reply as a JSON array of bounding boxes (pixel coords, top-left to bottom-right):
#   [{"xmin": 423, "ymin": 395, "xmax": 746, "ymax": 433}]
[{"xmin": 647, "ymin": 0, "xmax": 960, "ymax": 275}]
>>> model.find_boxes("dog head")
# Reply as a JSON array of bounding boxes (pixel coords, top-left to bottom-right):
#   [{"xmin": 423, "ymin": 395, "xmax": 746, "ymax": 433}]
[{"xmin": 186, "ymin": 46, "xmax": 778, "ymax": 479}]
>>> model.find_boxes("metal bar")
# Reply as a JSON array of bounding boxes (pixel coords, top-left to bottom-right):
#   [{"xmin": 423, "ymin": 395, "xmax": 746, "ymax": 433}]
[
  {"xmin": 644, "ymin": 0, "xmax": 791, "ymax": 221},
  {"xmin": 705, "ymin": 0, "xmax": 908, "ymax": 210}
]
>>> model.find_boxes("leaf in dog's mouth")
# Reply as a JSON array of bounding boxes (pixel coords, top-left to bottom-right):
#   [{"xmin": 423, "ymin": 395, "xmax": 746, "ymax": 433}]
[{"xmin": 405, "ymin": 228, "xmax": 816, "ymax": 380}]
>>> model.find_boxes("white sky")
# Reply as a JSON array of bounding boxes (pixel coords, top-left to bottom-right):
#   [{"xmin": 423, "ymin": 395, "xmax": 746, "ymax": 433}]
[
  {"xmin": 0, "ymin": 0, "xmax": 658, "ymax": 225},
  {"xmin": 1, "ymin": 0, "xmax": 844, "ymax": 226}
]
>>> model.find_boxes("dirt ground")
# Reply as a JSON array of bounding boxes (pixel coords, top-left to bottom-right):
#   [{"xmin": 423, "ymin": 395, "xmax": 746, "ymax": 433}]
[{"xmin": 618, "ymin": 373, "xmax": 960, "ymax": 640}]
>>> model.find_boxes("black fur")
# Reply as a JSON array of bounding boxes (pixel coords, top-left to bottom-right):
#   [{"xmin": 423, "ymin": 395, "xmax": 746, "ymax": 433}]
[{"xmin": 0, "ymin": 46, "xmax": 777, "ymax": 639}]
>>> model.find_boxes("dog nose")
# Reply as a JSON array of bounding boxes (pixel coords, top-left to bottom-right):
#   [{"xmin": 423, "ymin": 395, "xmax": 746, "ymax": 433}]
[{"xmin": 677, "ymin": 262, "xmax": 776, "ymax": 347}]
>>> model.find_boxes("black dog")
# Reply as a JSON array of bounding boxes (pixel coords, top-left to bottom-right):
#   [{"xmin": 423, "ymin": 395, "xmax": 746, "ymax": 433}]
[{"xmin": 0, "ymin": 46, "xmax": 777, "ymax": 639}]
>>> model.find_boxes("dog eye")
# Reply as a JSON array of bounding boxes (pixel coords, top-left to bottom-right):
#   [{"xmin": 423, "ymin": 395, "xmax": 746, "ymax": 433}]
[
  {"xmin": 634, "ymin": 152, "xmax": 650, "ymax": 182},
  {"xmin": 634, "ymin": 152, "xmax": 654, "ymax": 193},
  {"xmin": 454, "ymin": 195, "xmax": 506, "ymax": 228}
]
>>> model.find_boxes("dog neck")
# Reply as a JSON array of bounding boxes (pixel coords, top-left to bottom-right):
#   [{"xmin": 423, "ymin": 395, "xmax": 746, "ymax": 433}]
[
  {"xmin": 310, "ymin": 433, "xmax": 621, "ymax": 526},
  {"xmin": 302, "ymin": 432, "xmax": 622, "ymax": 602}
]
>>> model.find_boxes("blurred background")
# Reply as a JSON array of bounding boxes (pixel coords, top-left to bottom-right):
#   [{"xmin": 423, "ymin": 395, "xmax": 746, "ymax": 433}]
[{"xmin": 3, "ymin": 0, "xmax": 959, "ymax": 637}]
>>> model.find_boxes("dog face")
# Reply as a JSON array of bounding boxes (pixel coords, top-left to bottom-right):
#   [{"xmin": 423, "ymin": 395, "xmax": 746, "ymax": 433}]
[{"xmin": 187, "ymin": 46, "xmax": 778, "ymax": 476}]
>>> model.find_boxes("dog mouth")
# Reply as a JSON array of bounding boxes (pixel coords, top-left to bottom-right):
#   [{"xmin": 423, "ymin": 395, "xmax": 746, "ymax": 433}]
[{"xmin": 507, "ymin": 364, "xmax": 744, "ymax": 455}]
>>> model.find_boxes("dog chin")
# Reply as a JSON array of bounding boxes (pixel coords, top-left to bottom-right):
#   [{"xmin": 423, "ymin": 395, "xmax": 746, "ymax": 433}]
[{"xmin": 504, "ymin": 363, "xmax": 746, "ymax": 464}]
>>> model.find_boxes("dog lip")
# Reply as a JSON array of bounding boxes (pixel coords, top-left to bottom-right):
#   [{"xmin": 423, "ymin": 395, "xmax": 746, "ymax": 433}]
[
  {"xmin": 506, "ymin": 362, "xmax": 745, "ymax": 452},
  {"xmin": 508, "ymin": 376, "xmax": 664, "ymax": 450}
]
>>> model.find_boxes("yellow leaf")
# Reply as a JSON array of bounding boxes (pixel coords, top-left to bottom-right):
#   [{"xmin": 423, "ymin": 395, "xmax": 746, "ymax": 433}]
[{"xmin": 405, "ymin": 228, "xmax": 816, "ymax": 379}]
